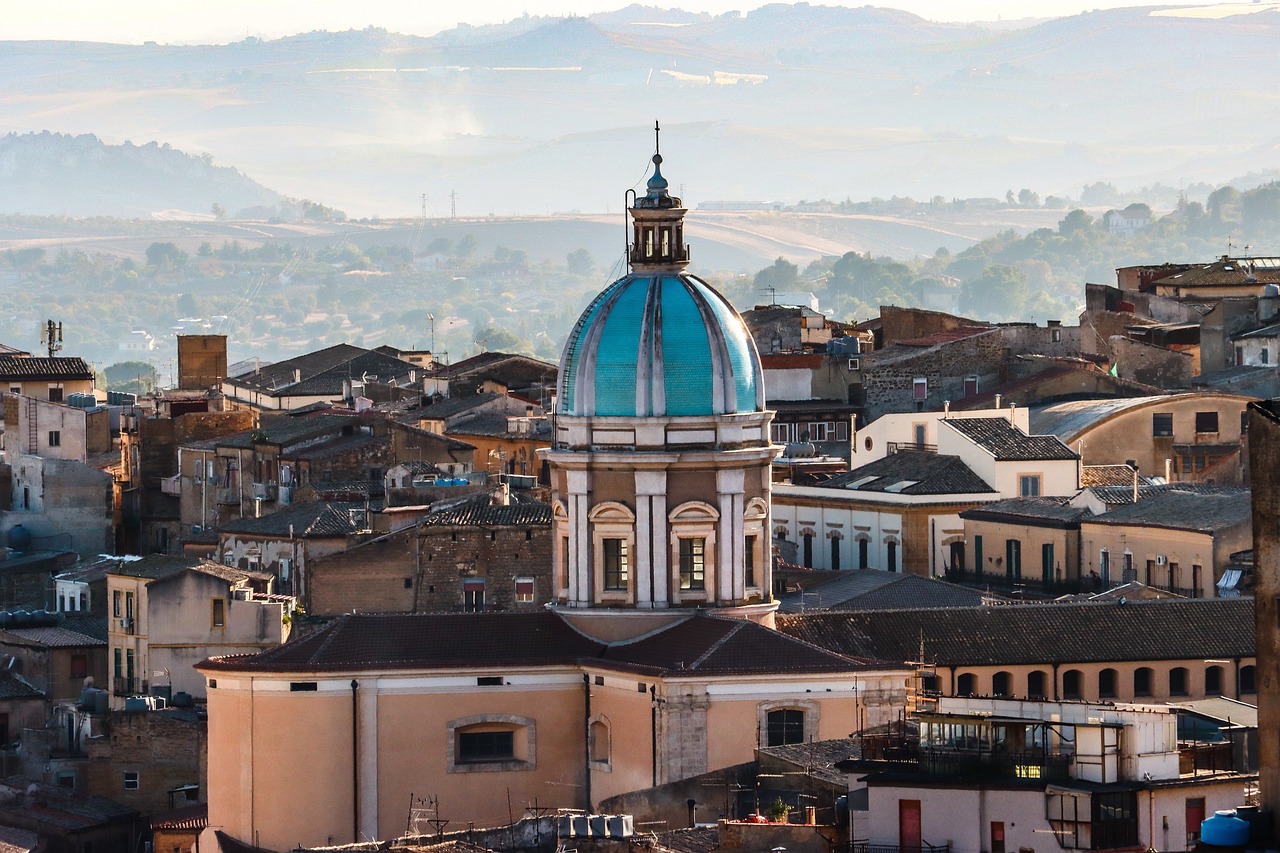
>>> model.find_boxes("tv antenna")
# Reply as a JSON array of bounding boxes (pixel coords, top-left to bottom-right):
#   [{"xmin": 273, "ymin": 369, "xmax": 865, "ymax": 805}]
[{"xmin": 40, "ymin": 320, "xmax": 63, "ymax": 358}]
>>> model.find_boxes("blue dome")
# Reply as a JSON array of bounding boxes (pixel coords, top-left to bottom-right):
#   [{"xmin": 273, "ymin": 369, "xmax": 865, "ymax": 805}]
[{"xmin": 559, "ymin": 272, "xmax": 764, "ymax": 417}]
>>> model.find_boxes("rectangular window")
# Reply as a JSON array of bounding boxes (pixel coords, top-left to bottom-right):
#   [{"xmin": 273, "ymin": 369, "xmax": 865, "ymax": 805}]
[
  {"xmin": 964, "ymin": 376, "xmax": 979, "ymax": 397},
  {"xmin": 7, "ymin": 387, "xmax": 18, "ymax": 396},
  {"xmin": 123, "ymin": 772, "xmax": 139, "ymax": 791},
  {"xmin": 48, "ymin": 384, "xmax": 63, "ymax": 403},
  {"xmin": 744, "ymin": 535, "xmax": 757, "ymax": 587},
  {"xmin": 514, "ymin": 578, "xmax": 535, "ymax": 603},
  {"xmin": 1195, "ymin": 411, "xmax": 1219, "ymax": 433},
  {"xmin": 1019, "ymin": 475, "xmax": 1041, "ymax": 497},
  {"xmin": 112, "ymin": 590, "xmax": 122, "ymax": 618},
  {"xmin": 211, "ymin": 598, "xmax": 225, "ymax": 628},
  {"xmin": 71, "ymin": 654, "xmax": 88, "ymax": 680},
  {"xmin": 289, "ymin": 682, "xmax": 318, "ymax": 692},
  {"xmin": 113, "ymin": 648, "xmax": 122, "ymax": 679},
  {"xmin": 679, "ymin": 538, "xmax": 706, "ymax": 590},
  {"xmin": 463, "ymin": 578, "xmax": 486, "ymax": 612},
  {"xmin": 48, "ymin": 430, "xmax": 60, "ymax": 447},
  {"xmin": 974, "ymin": 535, "xmax": 984, "ymax": 574},
  {"xmin": 194, "ymin": 459, "xmax": 203, "ymax": 479},
  {"xmin": 1100, "ymin": 550, "xmax": 1111, "ymax": 584},
  {"xmin": 603, "ymin": 538, "xmax": 629, "ymax": 591},
  {"xmin": 476, "ymin": 676, "xmax": 503, "ymax": 687},
  {"xmin": 912, "ymin": 378, "xmax": 928, "ymax": 401},
  {"xmin": 1152, "ymin": 413, "xmax": 1173, "ymax": 436},
  {"xmin": 458, "ymin": 730, "xmax": 514, "ymax": 763},
  {"xmin": 126, "ymin": 649, "xmax": 134, "ymax": 682},
  {"xmin": 125, "ymin": 592, "xmax": 133, "ymax": 619},
  {"xmin": 767, "ymin": 709, "xmax": 805, "ymax": 746}
]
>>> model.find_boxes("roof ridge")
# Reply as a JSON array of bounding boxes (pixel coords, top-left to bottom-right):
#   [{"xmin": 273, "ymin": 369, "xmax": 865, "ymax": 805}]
[{"xmin": 687, "ymin": 619, "xmax": 744, "ymax": 669}]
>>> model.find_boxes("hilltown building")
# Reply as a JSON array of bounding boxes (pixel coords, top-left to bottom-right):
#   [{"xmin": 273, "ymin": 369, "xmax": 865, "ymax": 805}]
[{"xmin": 197, "ymin": 135, "xmax": 911, "ymax": 849}]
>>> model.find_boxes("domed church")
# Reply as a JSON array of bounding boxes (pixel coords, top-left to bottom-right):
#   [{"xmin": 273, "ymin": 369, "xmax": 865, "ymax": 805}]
[
  {"xmin": 547, "ymin": 130, "xmax": 779, "ymax": 632},
  {"xmin": 197, "ymin": 132, "xmax": 908, "ymax": 850}
]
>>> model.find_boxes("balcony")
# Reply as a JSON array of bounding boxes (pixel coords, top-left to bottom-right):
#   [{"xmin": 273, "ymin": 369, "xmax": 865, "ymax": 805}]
[
  {"xmin": 160, "ymin": 475, "xmax": 181, "ymax": 496},
  {"xmin": 853, "ymin": 841, "xmax": 950, "ymax": 853},
  {"xmin": 252, "ymin": 481, "xmax": 278, "ymax": 501},
  {"xmin": 915, "ymin": 747, "xmax": 1073, "ymax": 783},
  {"xmin": 886, "ymin": 442, "xmax": 937, "ymax": 454},
  {"xmin": 216, "ymin": 487, "xmax": 241, "ymax": 505}
]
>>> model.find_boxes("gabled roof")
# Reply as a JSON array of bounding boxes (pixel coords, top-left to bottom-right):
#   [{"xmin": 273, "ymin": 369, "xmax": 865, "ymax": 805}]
[
  {"xmin": 0, "ymin": 625, "xmax": 105, "ymax": 648},
  {"xmin": 595, "ymin": 614, "xmax": 875, "ymax": 676},
  {"xmin": 1235, "ymin": 321, "xmax": 1280, "ymax": 340},
  {"xmin": 0, "ymin": 672, "xmax": 43, "ymax": 700},
  {"xmin": 0, "ymin": 356, "xmax": 93, "ymax": 380},
  {"xmin": 219, "ymin": 502, "xmax": 366, "ymax": 538},
  {"xmin": 226, "ymin": 344, "xmax": 418, "ymax": 398},
  {"xmin": 1152, "ymin": 257, "xmax": 1280, "ymax": 288},
  {"xmin": 200, "ymin": 611, "xmax": 891, "ymax": 677},
  {"xmin": 1080, "ymin": 464, "xmax": 1143, "ymax": 488},
  {"xmin": 146, "ymin": 562, "xmax": 274, "ymax": 589},
  {"xmin": 106, "ymin": 555, "xmax": 208, "ymax": 581},
  {"xmin": 960, "ymin": 497, "xmax": 1090, "ymax": 525},
  {"xmin": 777, "ymin": 598, "xmax": 1254, "ymax": 667},
  {"xmin": 816, "ymin": 451, "xmax": 995, "ymax": 496},
  {"xmin": 943, "ymin": 416, "xmax": 1078, "ymax": 461},
  {"xmin": 419, "ymin": 494, "xmax": 553, "ymax": 527},
  {"xmin": 1082, "ymin": 487, "xmax": 1250, "ymax": 534}
]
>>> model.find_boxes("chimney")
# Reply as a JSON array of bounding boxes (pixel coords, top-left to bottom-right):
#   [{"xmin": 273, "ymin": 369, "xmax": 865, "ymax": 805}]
[
  {"xmin": 943, "ymin": 400, "xmax": 950, "ymax": 417},
  {"xmin": 293, "ymin": 368, "xmax": 302, "ymax": 384},
  {"xmin": 1165, "ymin": 457, "xmax": 1172, "ymax": 483},
  {"xmin": 526, "ymin": 405, "xmax": 534, "ymax": 418},
  {"xmin": 1132, "ymin": 466, "xmax": 1139, "ymax": 504},
  {"xmin": 1008, "ymin": 402, "xmax": 1016, "ymax": 425},
  {"xmin": 994, "ymin": 394, "xmax": 1002, "ymax": 410}
]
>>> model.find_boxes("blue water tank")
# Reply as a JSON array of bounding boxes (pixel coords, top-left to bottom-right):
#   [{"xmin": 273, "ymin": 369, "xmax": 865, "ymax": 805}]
[
  {"xmin": 6, "ymin": 525, "xmax": 31, "ymax": 552},
  {"xmin": 1201, "ymin": 810, "xmax": 1249, "ymax": 847}
]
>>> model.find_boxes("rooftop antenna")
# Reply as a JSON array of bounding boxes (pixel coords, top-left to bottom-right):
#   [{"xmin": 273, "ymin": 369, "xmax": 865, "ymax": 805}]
[{"xmin": 40, "ymin": 319, "xmax": 63, "ymax": 358}]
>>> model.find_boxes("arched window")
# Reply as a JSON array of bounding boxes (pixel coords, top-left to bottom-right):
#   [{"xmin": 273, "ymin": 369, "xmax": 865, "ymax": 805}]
[
  {"xmin": 1062, "ymin": 669, "xmax": 1082, "ymax": 700},
  {"xmin": 858, "ymin": 537, "xmax": 870, "ymax": 570},
  {"xmin": 766, "ymin": 709, "xmax": 805, "ymax": 746},
  {"xmin": 670, "ymin": 502, "xmax": 719, "ymax": 602},
  {"xmin": 757, "ymin": 700, "xmax": 819, "ymax": 748},
  {"xmin": 446, "ymin": 714, "xmax": 535, "ymax": 773},
  {"xmin": 992, "ymin": 671, "xmax": 1011, "ymax": 697},
  {"xmin": 589, "ymin": 502, "xmax": 635, "ymax": 603},
  {"xmin": 589, "ymin": 715, "xmax": 611, "ymax": 766},
  {"xmin": 956, "ymin": 673, "xmax": 976, "ymax": 695},
  {"xmin": 1027, "ymin": 670, "xmax": 1047, "ymax": 699},
  {"xmin": 1134, "ymin": 667, "xmax": 1153, "ymax": 697},
  {"xmin": 743, "ymin": 498, "xmax": 768, "ymax": 591},
  {"xmin": 1099, "ymin": 668, "xmax": 1118, "ymax": 699},
  {"xmin": 1205, "ymin": 665, "xmax": 1223, "ymax": 696},
  {"xmin": 1240, "ymin": 665, "xmax": 1257, "ymax": 694},
  {"xmin": 1169, "ymin": 667, "xmax": 1189, "ymax": 696}
]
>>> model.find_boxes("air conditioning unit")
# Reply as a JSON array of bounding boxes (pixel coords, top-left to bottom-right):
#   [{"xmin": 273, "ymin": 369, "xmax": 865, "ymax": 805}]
[
  {"xmin": 119, "ymin": 617, "xmax": 133, "ymax": 629},
  {"xmin": 1156, "ymin": 555, "xmax": 1167, "ymax": 566},
  {"xmin": 848, "ymin": 358, "xmax": 861, "ymax": 371}
]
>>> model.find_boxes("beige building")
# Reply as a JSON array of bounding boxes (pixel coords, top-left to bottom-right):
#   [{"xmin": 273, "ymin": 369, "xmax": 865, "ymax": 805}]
[
  {"xmin": 1078, "ymin": 487, "xmax": 1250, "ymax": 597},
  {"xmin": 107, "ymin": 556, "xmax": 290, "ymax": 707},
  {"xmin": 1031, "ymin": 392, "xmax": 1255, "ymax": 483},
  {"xmin": 779, "ymin": 597, "xmax": 1256, "ymax": 705},
  {"xmin": 860, "ymin": 696, "xmax": 1254, "ymax": 853},
  {"xmin": 0, "ymin": 356, "xmax": 95, "ymax": 402},
  {"xmin": 959, "ymin": 497, "xmax": 1087, "ymax": 591},
  {"xmin": 197, "ymin": 141, "xmax": 914, "ymax": 851}
]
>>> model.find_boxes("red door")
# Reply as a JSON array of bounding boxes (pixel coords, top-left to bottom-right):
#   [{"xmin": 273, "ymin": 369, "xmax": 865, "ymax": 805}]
[
  {"xmin": 899, "ymin": 800, "xmax": 922, "ymax": 853},
  {"xmin": 991, "ymin": 822, "xmax": 1006, "ymax": 853}
]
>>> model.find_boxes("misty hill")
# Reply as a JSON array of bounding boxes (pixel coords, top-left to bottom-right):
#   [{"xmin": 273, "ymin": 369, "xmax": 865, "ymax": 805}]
[
  {"xmin": 5, "ymin": 4, "xmax": 1280, "ymax": 218},
  {"xmin": 0, "ymin": 132, "xmax": 284, "ymax": 218}
]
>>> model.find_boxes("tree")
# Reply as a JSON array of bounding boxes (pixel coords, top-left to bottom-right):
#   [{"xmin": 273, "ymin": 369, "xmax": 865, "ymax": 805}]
[
  {"xmin": 176, "ymin": 293, "xmax": 199, "ymax": 317},
  {"xmin": 1058, "ymin": 209, "xmax": 1094, "ymax": 236},
  {"xmin": 103, "ymin": 361, "xmax": 158, "ymax": 394},
  {"xmin": 1207, "ymin": 186, "xmax": 1242, "ymax": 226},
  {"xmin": 754, "ymin": 257, "xmax": 799, "ymax": 294},
  {"xmin": 211, "ymin": 203, "xmax": 226, "ymax": 219},
  {"xmin": 958, "ymin": 264, "xmax": 1028, "ymax": 321},
  {"xmin": 146, "ymin": 242, "xmax": 187, "ymax": 269},
  {"xmin": 1018, "ymin": 189, "xmax": 1040, "ymax": 209},
  {"xmin": 566, "ymin": 248, "xmax": 595, "ymax": 277},
  {"xmin": 455, "ymin": 234, "xmax": 479, "ymax": 259}
]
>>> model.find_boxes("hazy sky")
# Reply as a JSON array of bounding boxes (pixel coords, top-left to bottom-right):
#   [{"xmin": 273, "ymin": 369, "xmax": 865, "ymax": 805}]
[{"xmin": 8, "ymin": 0, "xmax": 1244, "ymax": 44}]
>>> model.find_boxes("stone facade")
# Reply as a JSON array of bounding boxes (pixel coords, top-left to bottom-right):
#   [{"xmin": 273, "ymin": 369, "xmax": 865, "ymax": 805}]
[
  {"xmin": 307, "ymin": 515, "xmax": 553, "ymax": 616},
  {"xmin": 86, "ymin": 709, "xmax": 206, "ymax": 817},
  {"xmin": 1249, "ymin": 401, "xmax": 1280, "ymax": 836}
]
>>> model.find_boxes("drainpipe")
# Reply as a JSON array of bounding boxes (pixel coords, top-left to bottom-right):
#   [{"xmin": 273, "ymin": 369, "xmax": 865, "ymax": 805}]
[
  {"xmin": 583, "ymin": 674, "xmax": 593, "ymax": 811},
  {"xmin": 1234, "ymin": 657, "xmax": 1242, "ymax": 700},
  {"xmin": 1052, "ymin": 662, "xmax": 1061, "ymax": 701},
  {"xmin": 650, "ymin": 685, "xmax": 658, "ymax": 787},
  {"xmin": 351, "ymin": 679, "xmax": 360, "ymax": 842}
]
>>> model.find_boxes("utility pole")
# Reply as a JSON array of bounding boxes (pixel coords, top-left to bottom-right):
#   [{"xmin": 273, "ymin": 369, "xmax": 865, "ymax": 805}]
[
  {"xmin": 421, "ymin": 193, "xmax": 427, "ymax": 219},
  {"xmin": 450, "ymin": 190, "xmax": 458, "ymax": 219},
  {"xmin": 40, "ymin": 319, "xmax": 62, "ymax": 358}
]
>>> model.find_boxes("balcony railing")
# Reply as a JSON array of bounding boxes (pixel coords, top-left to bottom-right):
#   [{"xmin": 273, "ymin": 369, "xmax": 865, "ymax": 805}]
[
  {"xmin": 915, "ymin": 747, "xmax": 1073, "ymax": 783},
  {"xmin": 112, "ymin": 678, "xmax": 137, "ymax": 697},
  {"xmin": 853, "ymin": 841, "xmax": 950, "ymax": 853},
  {"xmin": 886, "ymin": 442, "xmax": 937, "ymax": 454},
  {"xmin": 160, "ymin": 475, "xmax": 181, "ymax": 496}
]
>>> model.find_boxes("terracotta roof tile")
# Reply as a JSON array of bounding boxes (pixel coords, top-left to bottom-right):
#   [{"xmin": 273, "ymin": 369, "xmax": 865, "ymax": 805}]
[{"xmin": 943, "ymin": 417, "xmax": 1078, "ymax": 461}]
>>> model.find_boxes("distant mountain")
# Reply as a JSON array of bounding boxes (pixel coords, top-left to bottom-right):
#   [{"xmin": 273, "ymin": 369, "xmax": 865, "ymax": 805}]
[
  {"xmin": 0, "ymin": 132, "xmax": 284, "ymax": 218},
  {"xmin": 3, "ymin": 4, "xmax": 1280, "ymax": 218}
]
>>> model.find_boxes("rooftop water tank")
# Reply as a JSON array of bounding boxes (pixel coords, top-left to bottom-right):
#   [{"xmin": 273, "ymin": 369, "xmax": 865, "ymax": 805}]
[
  {"xmin": 6, "ymin": 526, "xmax": 31, "ymax": 552},
  {"xmin": 1201, "ymin": 810, "xmax": 1249, "ymax": 847}
]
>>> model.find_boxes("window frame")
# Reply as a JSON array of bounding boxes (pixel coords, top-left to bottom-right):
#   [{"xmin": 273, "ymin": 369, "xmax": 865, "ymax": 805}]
[
  {"xmin": 446, "ymin": 714, "xmax": 535, "ymax": 773},
  {"xmin": 123, "ymin": 771, "xmax": 139, "ymax": 791},
  {"xmin": 211, "ymin": 597, "xmax": 226, "ymax": 628},
  {"xmin": 1194, "ymin": 411, "xmax": 1219, "ymax": 434},
  {"xmin": 1152, "ymin": 412, "xmax": 1174, "ymax": 437}
]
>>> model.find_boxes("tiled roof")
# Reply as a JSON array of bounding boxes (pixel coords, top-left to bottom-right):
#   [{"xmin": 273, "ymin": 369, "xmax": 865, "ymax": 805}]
[
  {"xmin": 1080, "ymin": 464, "xmax": 1143, "ymax": 488},
  {"xmin": 447, "ymin": 414, "xmax": 553, "ymax": 440},
  {"xmin": 0, "ymin": 356, "xmax": 94, "ymax": 380},
  {"xmin": 147, "ymin": 563, "xmax": 275, "ymax": 589},
  {"xmin": 776, "ymin": 597, "xmax": 1254, "ymax": 667},
  {"xmin": 419, "ymin": 494, "xmax": 553, "ymax": 527},
  {"xmin": 1082, "ymin": 481, "xmax": 1228, "ymax": 507},
  {"xmin": 417, "ymin": 393, "xmax": 505, "ymax": 421},
  {"xmin": 226, "ymin": 344, "xmax": 418, "ymax": 398},
  {"xmin": 1082, "ymin": 487, "xmax": 1250, "ymax": 533},
  {"xmin": 0, "ymin": 777, "xmax": 137, "ymax": 828},
  {"xmin": 815, "ymin": 452, "xmax": 995, "ymax": 496},
  {"xmin": 106, "ymin": 555, "xmax": 209, "ymax": 580},
  {"xmin": 62, "ymin": 615, "xmax": 108, "ymax": 642},
  {"xmin": 943, "ymin": 417, "xmax": 1078, "ymax": 461},
  {"xmin": 1152, "ymin": 258, "xmax": 1280, "ymax": 288},
  {"xmin": 893, "ymin": 325, "xmax": 994, "ymax": 347},
  {"xmin": 1, "ymin": 625, "xmax": 105, "ymax": 648},
  {"xmin": 201, "ymin": 611, "xmax": 887, "ymax": 677},
  {"xmin": 200, "ymin": 611, "xmax": 602, "ymax": 672},
  {"xmin": 596, "ymin": 614, "xmax": 875, "ymax": 676},
  {"xmin": 0, "ymin": 672, "xmax": 43, "ymax": 700},
  {"xmin": 960, "ymin": 497, "xmax": 1090, "ymax": 525},
  {"xmin": 778, "ymin": 572, "xmax": 992, "ymax": 614},
  {"xmin": 758, "ymin": 738, "xmax": 862, "ymax": 785},
  {"xmin": 219, "ymin": 502, "xmax": 365, "ymax": 538},
  {"xmin": 150, "ymin": 803, "xmax": 208, "ymax": 831},
  {"xmin": 1235, "ymin": 321, "xmax": 1280, "ymax": 340}
]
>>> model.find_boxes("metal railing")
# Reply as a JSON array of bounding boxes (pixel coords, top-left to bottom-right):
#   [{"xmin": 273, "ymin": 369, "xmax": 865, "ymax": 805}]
[
  {"xmin": 886, "ymin": 442, "xmax": 937, "ymax": 454},
  {"xmin": 853, "ymin": 841, "xmax": 950, "ymax": 853}
]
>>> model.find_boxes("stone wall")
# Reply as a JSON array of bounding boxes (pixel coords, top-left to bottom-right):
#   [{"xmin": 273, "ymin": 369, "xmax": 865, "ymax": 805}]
[
  {"xmin": 1110, "ymin": 336, "xmax": 1192, "ymax": 389},
  {"xmin": 879, "ymin": 306, "xmax": 984, "ymax": 347},
  {"xmin": 861, "ymin": 330, "xmax": 1006, "ymax": 420},
  {"xmin": 85, "ymin": 710, "xmax": 207, "ymax": 817},
  {"xmin": 308, "ymin": 520, "xmax": 553, "ymax": 617}
]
